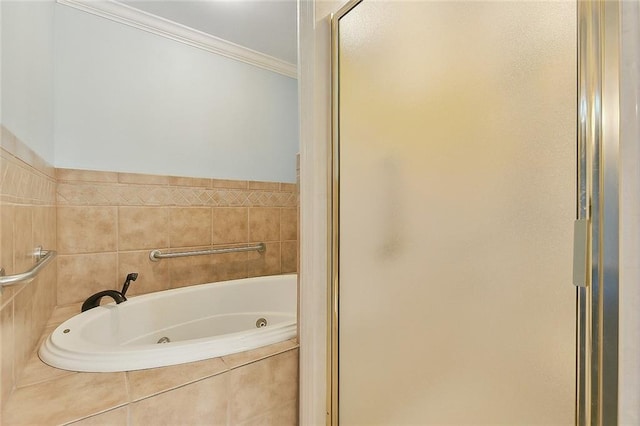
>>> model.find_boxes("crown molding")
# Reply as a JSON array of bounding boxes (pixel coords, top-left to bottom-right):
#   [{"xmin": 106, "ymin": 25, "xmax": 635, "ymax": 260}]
[{"xmin": 56, "ymin": 0, "xmax": 297, "ymax": 79}]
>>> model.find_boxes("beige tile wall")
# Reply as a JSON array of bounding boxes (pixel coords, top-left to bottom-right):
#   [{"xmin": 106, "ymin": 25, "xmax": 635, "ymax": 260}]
[
  {"xmin": 5, "ymin": 347, "xmax": 299, "ymax": 426},
  {"xmin": 56, "ymin": 169, "xmax": 298, "ymax": 305},
  {"xmin": 0, "ymin": 127, "xmax": 299, "ymax": 423},
  {"xmin": 0, "ymin": 127, "xmax": 58, "ymax": 416}
]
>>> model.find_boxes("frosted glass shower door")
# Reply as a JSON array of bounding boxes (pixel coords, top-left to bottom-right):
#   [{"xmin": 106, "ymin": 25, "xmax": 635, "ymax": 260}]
[{"xmin": 336, "ymin": 1, "xmax": 576, "ymax": 424}]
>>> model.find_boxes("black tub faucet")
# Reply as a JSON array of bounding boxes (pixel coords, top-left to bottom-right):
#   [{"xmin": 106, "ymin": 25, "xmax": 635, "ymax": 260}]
[
  {"xmin": 81, "ymin": 272, "xmax": 138, "ymax": 312},
  {"xmin": 81, "ymin": 290, "xmax": 126, "ymax": 312}
]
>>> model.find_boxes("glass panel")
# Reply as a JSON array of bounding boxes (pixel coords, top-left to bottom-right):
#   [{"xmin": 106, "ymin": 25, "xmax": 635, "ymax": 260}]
[{"xmin": 337, "ymin": 2, "xmax": 576, "ymax": 424}]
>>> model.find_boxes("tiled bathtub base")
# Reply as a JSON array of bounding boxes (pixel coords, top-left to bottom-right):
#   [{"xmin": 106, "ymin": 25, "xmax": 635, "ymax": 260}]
[{"xmin": 2, "ymin": 304, "xmax": 299, "ymax": 425}]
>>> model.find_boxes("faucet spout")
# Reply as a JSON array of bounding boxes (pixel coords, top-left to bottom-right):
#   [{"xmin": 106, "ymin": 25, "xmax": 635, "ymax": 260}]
[{"xmin": 81, "ymin": 290, "xmax": 127, "ymax": 312}]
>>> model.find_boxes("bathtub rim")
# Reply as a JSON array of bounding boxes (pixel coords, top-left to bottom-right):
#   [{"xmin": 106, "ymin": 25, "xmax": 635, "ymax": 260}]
[{"xmin": 39, "ymin": 273, "xmax": 297, "ymax": 372}]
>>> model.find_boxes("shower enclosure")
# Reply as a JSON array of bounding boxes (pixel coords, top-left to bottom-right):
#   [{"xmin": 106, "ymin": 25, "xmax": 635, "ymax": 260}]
[{"xmin": 329, "ymin": 1, "xmax": 621, "ymax": 424}]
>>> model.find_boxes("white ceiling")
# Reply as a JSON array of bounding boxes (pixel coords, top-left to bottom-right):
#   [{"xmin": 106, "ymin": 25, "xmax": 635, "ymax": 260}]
[{"xmin": 120, "ymin": 0, "xmax": 297, "ymax": 64}]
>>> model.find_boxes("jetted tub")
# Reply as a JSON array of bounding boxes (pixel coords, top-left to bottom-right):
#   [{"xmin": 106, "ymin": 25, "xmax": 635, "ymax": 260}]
[{"xmin": 39, "ymin": 274, "xmax": 297, "ymax": 372}]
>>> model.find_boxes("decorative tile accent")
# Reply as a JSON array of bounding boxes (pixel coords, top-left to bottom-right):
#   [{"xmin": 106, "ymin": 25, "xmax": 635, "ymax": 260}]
[
  {"xmin": 57, "ymin": 171, "xmax": 298, "ymax": 207},
  {"xmin": 248, "ymin": 181, "xmax": 279, "ymax": 191},
  {"xmin": 56, "ymin": 168, "xmax": 118, "ymax": 184},
  {"xmin": 1, "ymin": 127, "xmax": 55, "ymax": 179},
  {"xmin": 0, "ymin": 151, "xmax": 56, "ymax": 205},
  {"xmin": 212, "ymin": 179, "xmax": 248, "ymax": 189}
]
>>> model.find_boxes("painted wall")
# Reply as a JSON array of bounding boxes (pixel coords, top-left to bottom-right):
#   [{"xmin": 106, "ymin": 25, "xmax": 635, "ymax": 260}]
[
  {"xmin": 619, "ymin": 1, "xmax": 640, "ymax": 422},
  {"xmin": 298, "ymin": 1, "xmax": 347, "ymax": 424},
  {"xmin": 0, "ymin": 0, "xmax": 55, "ymax": 163},
  {"xmin": 54, "ymin": 4, "xmax": 299, "ymax": 183}
]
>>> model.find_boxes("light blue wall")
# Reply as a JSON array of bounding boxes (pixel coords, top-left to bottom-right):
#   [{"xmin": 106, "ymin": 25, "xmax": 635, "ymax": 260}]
[
  {"xmin": 1, "ymin": 2, "xmax": 298, "ymax": 183},
  {"xmin": 54, "ymin": 5, "xmax": 299, "ymax": 183},
  {"xmin": 1, "ymin": 0, "xmax": 56, "ymax": 163}
]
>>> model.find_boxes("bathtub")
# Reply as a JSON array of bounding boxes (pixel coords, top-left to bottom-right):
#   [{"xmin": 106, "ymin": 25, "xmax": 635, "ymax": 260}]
[{"xmin": 39, "ymin": 274, "xmax": 297, "ymax": 372}]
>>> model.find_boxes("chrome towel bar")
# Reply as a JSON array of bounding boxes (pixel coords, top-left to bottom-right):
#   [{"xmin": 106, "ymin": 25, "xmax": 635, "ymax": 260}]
[
  {"xmin": 149, "ymin": 243, "xmax": 266, "ymax": 262},
  {"xmin": 0, "ymin": 246, "xmax": 57, "ymax": 289}
]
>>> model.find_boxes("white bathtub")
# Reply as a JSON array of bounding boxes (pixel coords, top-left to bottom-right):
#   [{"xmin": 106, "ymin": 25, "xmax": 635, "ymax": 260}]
[{"xmin": 39, "ymin": 274, "xmax": 297, "ymax": 372}]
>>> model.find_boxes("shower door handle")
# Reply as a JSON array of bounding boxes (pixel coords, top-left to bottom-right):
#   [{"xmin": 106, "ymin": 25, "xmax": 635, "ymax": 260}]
[{"xmin": 572, "ymin": 219, "xmax": 589, "ymax": 287}]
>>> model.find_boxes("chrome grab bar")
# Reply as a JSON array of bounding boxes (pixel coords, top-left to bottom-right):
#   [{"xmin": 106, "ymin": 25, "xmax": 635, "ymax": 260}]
[
  {"xmin": 149, "ymin": 243, "xmax": 266, "ymax": 262},
  {"xmin": 0, "ymin": 247, "xmax": 57, "ymax": 289}
]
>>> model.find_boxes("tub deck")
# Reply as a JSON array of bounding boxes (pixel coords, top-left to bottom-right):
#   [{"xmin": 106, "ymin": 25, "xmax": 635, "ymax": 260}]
[{"xmin": 3, "ymin": 303, "xmax": 299, "ymax": 425}]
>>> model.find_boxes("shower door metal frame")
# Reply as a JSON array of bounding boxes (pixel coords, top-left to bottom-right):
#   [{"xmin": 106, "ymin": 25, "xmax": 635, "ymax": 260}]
[
  {"xmin": 577, "ymin": 1, "xmax": 620, "ymax": 425},
  {"xmin": 329, "ymin": 1, "xmax": 621, "ymax": 424},
  {"xmin": 329, "ymin": 2, "xmax": 362, "ymax": 424}
]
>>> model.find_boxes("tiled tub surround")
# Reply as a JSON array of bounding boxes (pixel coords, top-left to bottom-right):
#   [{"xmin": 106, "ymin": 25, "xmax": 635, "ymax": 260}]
[
  {"xmin": 3, "ymin": 303, "xmax": 299, "ymax": 425},
  {"xmin": 0, "ymin": 136, "xmax": 299, "ymax": 424},
  {"xmin": 56, "ymin": 168, "xmax": 298, "ymax": 305},
  {"xmin": 0, "ymin": 128, "xmax": 58, "ymax": 416}
]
